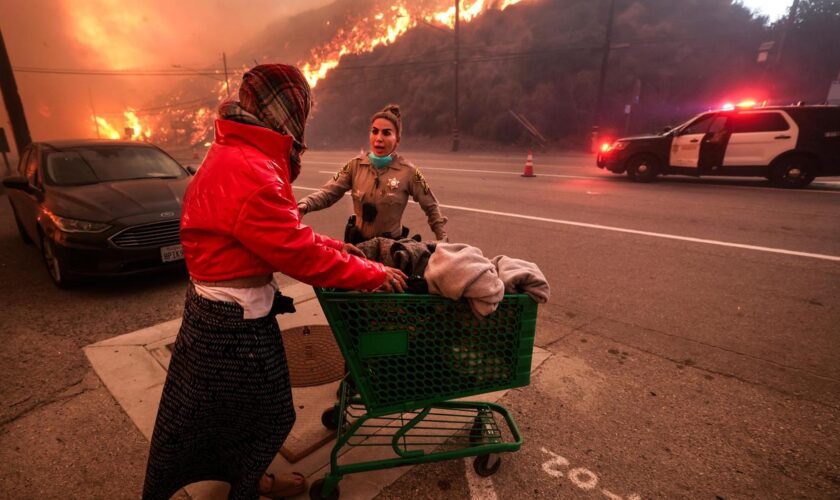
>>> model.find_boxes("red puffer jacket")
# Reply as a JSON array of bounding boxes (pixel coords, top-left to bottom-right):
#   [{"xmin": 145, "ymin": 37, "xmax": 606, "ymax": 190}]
[{"xmin": 181, "ymin": 119, "xmax": 386, "ymax": 289}]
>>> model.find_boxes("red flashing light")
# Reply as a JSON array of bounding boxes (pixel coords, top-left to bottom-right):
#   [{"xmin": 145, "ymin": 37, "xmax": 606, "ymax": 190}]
[
  {"xmin": 600, "ymin": 143, "xmax": 611, "ymax": 153},
  {"xmin": 722, "ymin": 99, "xmax": 758, "ymax": 111}
]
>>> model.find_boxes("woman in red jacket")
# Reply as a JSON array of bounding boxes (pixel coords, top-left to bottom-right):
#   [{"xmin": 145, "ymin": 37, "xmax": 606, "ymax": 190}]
[{"xmin": 142, "ymin": 64, "xmax": 406, "ymax": 500}]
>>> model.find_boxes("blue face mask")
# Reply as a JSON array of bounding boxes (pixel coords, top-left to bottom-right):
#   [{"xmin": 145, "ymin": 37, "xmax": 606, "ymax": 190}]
[{"xmin": 368, "ymin": 152, "xmax": 394, "ymax": 169}]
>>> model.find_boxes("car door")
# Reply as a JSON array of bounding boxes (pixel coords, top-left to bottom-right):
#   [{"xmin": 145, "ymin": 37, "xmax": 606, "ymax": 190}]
[
  {"xmin": 722, "ymin": 111, "xmax": 797, "ymax": 166},
  {"xmin": 698, "ymin": 115, "xmax": 731, "ymax": 170},
  {"xmin": 6, "ymin": 147, "xmax": 30, "ymax": 212},
  {"xmin": 17, "ymin": 147, "xmax": 45, "ymax": 242},
  {"xmin": 7, "ymin": 147, "xmax": 33, "ymax": 233},
  {"xmin": 670, "ymin": 113, "xmax": 718, "ymax": 168}
]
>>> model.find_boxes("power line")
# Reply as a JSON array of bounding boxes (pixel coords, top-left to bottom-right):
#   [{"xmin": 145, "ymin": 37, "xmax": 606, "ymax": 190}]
[
  {"xmin": 12, "ymin": 66, "xmax": 226, "ymax": 78},
  {"xmin": 12, "ymin": 33, "xmax": 752, "ymax": 79},
  {"xmin": 97, "ymin": 96, "xmax": 220, "ymax": 115}
]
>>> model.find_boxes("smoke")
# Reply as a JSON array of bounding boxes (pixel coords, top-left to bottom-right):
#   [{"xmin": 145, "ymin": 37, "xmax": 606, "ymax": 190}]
[{"xmin": 0, "ymin": 0, "xmax": 330, "ymax": 154}]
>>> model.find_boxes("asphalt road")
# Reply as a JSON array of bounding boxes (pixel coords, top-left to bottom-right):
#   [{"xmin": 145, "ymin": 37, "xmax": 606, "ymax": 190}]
[{"xmin": 1, "ymin": 150, "xmax": 838, "ymax": 499}]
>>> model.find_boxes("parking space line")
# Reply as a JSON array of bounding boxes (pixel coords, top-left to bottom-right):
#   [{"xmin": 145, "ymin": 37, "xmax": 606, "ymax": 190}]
[
  {"xmin": 293, "ymin": 186, "xmax": 840, "ymax": 262},
  {"xmin": 464, "ymin": 458, "xmax": 498, "ymax": 500}
]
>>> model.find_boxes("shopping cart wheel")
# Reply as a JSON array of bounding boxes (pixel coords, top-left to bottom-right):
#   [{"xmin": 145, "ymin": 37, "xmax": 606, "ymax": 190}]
[
  {"xmin": 473, "ymin": 454, "xmax": 502, "ymax": 477},
  {"xmin": 309, "ymin": 477, "xmax": 340, "ymax": 500},
  {"xmin": 469, "ymin": 415, "xmax": 484, "ymax": 445},
  {"xmin": 321, "ymin": 407, "xmax": 339, "ymax": 430},
  {"xmin": 336, "ymin": 374, "xmax": 358, "ymax": 399}
]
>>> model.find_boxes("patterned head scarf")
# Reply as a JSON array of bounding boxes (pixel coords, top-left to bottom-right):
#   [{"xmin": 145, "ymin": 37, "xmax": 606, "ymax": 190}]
[
  {"xmin": 371, "ymin": 104, "xmax": 402, "ymax": 140},
  {"xmin": 218, "ymin": 64, "xmax": 311, "ymax": 181}
]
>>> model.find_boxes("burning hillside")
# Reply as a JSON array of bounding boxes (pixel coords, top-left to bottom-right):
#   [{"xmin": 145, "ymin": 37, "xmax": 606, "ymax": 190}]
[{"xmin": 92, "ymin": 0, "xmax": 528, "ymax": 146}]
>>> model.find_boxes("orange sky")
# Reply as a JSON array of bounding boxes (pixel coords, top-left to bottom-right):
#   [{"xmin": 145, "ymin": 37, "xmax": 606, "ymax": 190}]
[{"xmin": 0, "ymin": 0, "xmax": 329, "ymax": 156}]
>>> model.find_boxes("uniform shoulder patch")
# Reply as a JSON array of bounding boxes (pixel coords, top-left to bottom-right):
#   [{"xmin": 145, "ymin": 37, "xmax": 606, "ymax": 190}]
[
  {"xmin": 413, "ymin": 168, "xmax": 430, "ymax": 194},
  {"xmin": 333, "ymin": 162, "xmax": 352, "ymax": 181}
]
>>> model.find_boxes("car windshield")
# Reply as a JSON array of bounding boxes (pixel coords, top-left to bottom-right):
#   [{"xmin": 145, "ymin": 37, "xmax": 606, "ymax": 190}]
[{"xmin": 44, "ymin": 146, "xmax": 186, "ymax": 186}]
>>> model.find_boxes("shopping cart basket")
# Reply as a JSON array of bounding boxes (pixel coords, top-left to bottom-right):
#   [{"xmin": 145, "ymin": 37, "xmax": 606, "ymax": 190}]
[{"xmin": 309, "ymin": 288, "xmax": 538, "ymax": 499}]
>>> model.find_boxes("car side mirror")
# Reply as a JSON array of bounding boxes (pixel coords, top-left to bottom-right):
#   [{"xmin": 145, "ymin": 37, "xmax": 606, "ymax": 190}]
[
  {"xmin": 2, "ymin": 176, "xmax": 31, "ymax": 192},
  {"xmin": 186, "ymin": 165, "xmax": 198, "ymax": 175}
]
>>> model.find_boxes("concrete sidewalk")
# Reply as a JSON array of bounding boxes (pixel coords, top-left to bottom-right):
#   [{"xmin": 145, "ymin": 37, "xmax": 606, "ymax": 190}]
[{"xmin": 84, "ymin": 282, "xmax": 550, "ymax": 499}]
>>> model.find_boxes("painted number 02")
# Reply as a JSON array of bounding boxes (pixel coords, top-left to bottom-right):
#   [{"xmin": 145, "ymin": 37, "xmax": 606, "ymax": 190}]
[{"xmin": 540, "ymin": 447, "xmax": 641, "ymax": 500}]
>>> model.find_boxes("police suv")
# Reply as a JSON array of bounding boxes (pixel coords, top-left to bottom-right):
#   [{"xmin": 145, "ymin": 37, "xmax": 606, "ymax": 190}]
[{"xmin": 596, "ymin": 105, "xmax": 840, "ymax": 188}]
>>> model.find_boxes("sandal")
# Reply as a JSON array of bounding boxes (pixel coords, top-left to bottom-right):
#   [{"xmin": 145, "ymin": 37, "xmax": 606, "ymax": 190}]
[{"xmin": 259, "ymin": 471, "xmax": 307, "ymax": 499}]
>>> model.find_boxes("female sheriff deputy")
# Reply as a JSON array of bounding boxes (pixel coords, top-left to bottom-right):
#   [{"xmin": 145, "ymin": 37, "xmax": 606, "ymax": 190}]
[{"xmin": 297, "ymin": 104, "xmax": 448, "ymax": 243}]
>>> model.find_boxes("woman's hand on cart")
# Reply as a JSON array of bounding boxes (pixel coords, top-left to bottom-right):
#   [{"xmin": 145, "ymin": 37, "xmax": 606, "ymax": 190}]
[{"xmin": 377, "ymin": 267, "xmax": 408, "ymax": 293}]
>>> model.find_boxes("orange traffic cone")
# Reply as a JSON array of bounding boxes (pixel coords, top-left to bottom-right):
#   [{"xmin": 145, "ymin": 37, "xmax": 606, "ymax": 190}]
[{"xmin": 521, "ymin": 149, "xmax": 536, "ymax": 177}]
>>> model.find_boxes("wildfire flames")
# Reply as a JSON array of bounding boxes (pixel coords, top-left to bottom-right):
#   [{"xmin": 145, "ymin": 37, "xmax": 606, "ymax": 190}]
[
  {"xmin": 90, "ymin": 0, "xmax": 526, "ymax": 143},
  {"xmin": 301, "ymin": 0, "xmax": 525, "ymax": 88},
  {"xmin": 93, "ymin": 109, "xmax": 152, "ymax": 141}
]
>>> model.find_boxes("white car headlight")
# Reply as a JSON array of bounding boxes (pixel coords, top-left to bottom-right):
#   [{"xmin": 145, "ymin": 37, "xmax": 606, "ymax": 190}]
[{"xmin": 46, "ymin": 211, "xmax": 111, "ymax": 233}]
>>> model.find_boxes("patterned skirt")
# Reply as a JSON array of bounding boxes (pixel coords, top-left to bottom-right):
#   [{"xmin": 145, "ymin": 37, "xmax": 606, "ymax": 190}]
[{"xmin": 142, "ymin": 286, "xmax": 296, "ymax": 500}]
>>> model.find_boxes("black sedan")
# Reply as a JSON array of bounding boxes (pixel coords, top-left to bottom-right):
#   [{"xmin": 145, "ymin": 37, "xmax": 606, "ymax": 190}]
[{"xmin": 3, "ymin": 140, "xmax": 193, "ymax": 287}]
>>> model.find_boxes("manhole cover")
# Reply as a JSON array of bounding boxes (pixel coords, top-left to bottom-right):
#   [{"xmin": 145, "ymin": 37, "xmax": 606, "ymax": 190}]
[{"xmin": 283, "ymin": 325, "xmax": 345, "ymax": 387}]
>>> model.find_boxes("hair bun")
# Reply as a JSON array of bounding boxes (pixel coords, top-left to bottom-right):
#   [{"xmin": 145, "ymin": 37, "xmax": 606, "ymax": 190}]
[{"xmin": 382, "ymin": 104, "xmax": 400, "ymax": 118}]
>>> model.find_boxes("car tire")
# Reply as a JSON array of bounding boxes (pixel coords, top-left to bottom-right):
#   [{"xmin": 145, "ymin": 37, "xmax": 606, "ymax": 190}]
[
  {"xmin": 770, "ymin": 156, "xmax": 815, "ymax": 189},
  {"xmin": 39, "ymin": 232, "xmax": 75, "ymax": 288},
  {"xmin": 10, "ymin": 205, "xmax": 33, "ymax": 245},
  {"xmin": 626, "ymin": 155, "xmax": 661, "ymax": 183}
]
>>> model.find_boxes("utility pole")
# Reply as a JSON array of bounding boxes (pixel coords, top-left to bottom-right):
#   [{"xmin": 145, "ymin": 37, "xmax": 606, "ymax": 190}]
[
  {"xmin": 88, "ymin": 87, "xmax": 100, "ymax": 139},
  {"xmin": 452, "ymin": 0, "xmax": 460, "ymax": 152},
  {"xmin": 775, "ymin": 0, "xmax": 800, "ymax": 68},
  {"xmin": 0, "ymin": 28, "xmax": 31, "ymax": 155},
  {"xmin": 592, "ymin": 0, "xmax": 616, "ymax": 152},
  {"xmin": 222, "ymin": 52, "xmax": 231, "ymax": 98}
]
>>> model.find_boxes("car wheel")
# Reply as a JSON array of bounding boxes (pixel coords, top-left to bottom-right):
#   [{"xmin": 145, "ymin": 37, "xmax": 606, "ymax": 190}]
[
  {"xmin": 10, "ymin": 205, "xmax": 33, "ymax": 244},
  {"xmin": 626, "ymin": 155, "xmax": 661, "ymax": 183},
  {"xmin": 770, "ymin": 156, "xmax": 815, "ymax": 189},
  {"xmin": 40, "ymin": 233, "xmax": 74, "ymax": 288}
]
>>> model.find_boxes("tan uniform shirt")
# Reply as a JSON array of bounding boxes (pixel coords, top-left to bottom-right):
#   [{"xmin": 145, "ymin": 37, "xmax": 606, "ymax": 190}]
[{"xmin": 298, "ymin": 154, "xmax": 448, "ymax": 240}]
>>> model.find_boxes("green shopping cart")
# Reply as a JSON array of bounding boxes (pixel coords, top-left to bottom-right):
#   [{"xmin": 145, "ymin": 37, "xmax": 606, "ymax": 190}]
[{"xmin": 308, "ymin": 288, "xmax": 538, "ymax": 500}]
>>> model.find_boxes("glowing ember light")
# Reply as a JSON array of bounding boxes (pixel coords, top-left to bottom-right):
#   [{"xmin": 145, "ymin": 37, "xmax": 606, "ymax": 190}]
[
  {"xmin": 736, "ymin": 100, "xmax": 757, "ymax": 108},
  {"xmin": 190, "ymin": 107, "xmax": 213, "ymax": 144}
]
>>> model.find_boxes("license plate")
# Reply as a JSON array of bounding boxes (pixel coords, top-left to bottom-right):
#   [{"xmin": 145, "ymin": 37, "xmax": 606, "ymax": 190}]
[{"xmin": 160, "ymin": 244, "xmax": 184, "ymax": 263}]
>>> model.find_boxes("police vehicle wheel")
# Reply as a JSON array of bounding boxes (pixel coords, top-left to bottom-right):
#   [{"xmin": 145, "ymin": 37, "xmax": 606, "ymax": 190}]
[
  {"xmin": 627, "ymin": 155, "xmax": 660, "ymax": 183},
  {"xmin": 770, "ymin": 156, "xmax": 815, "ymax": 189}
]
